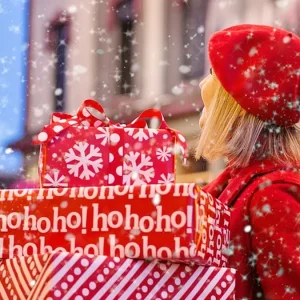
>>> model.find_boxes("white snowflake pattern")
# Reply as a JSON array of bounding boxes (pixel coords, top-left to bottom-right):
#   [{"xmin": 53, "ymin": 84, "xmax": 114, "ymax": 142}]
[
  {"xmin": 95, "ymin": 127, "xmax": 110, "ymax": 145},
  {"xmin": 43, "ymin": 171, "xmax": 68, "ymax": 187},
  {"xmin": 156, "ymin": 146, "xmax": 172, "ymax": 161},
  {"xmin": 124, "ymin": 128, "xmax": 158, "ymax": 142},
  {"xmin": 64, "ymin": 142, "xmax": 103, "ymax": 180},
  {"xmin": 123, "ymin": 151, "xmax": 155, "ymax": 185},
  {"xmin": 158, "ymin": 173, "xmax": 175, "ymax": 185}
]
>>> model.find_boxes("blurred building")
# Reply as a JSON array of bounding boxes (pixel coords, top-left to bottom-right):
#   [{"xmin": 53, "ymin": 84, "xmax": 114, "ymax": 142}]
[{"xmin": 9, "ymin": 0, "xmax": 300, "ymax": 186}]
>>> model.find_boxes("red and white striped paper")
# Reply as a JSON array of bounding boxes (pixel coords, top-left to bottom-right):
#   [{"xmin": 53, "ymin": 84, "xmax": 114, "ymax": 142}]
[
  {"xmin": 0, "ymin": 252, "xmax": 236, "ymax": 300},
  {"xmin": 0, "ymin": 253, "xmax": 51, "ymax": 300}
]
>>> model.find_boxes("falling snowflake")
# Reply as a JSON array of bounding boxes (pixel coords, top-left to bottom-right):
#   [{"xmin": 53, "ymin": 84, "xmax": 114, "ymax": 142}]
[
  {"xmin": 269, "ymin": 82, "xmax": 279, "ymax": 89},
  {"xmin": 158, "ymin": 173, "xmax": 175, "ymax": 185},
  {"xmin": 172, "ymin": 85, "xmax": 184, "ymax": 95},
  {"xmin": 43, "ymin": 171, "xmax": 68, "ymax": 187},
  {"xmin": 244, "ymin": 225, "xmax": 252, "ymax": 233},
  {"xmin": 124, "ymin": 128, "xmax": 158, "ymax": 142},
  {"xmin": 156, "ymin": 146, "xmax": 172, "ymax": 162},
  {"xmin": 123, "ymin": 151, "xmax": 155, "ymax": 185},
  {"xmin": 95, "ymin": 127, "xmax": 110, "ymax": 145},
  {"xmin": 0, "ymin": 96, "xmax": 8, "ymax": 108},
  {"xmin": 64, "ymin": 142, "xmax": 103, "ymax": 180},
  {"xmin": 9, "ymin": 25, "xmax": 20, "ymax": 34}
]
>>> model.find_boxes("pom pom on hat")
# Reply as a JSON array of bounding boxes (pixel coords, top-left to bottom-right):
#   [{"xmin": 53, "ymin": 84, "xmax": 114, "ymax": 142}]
[{"xmin": 208, "ymin": 24, "xmax": 300, "ymax": 127}]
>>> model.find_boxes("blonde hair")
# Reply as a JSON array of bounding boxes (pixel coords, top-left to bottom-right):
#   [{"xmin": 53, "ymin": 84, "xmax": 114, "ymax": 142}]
[{"xmin": 195, "ymin": 77, "xmax": 300, "ymax": 168}]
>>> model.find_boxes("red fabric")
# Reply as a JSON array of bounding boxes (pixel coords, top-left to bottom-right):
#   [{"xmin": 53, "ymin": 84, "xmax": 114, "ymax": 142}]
[
  {"xmin": 208, "ymin": 24, "xmax": 300, "ymax": 127},
  {"xmin": 203, "ymin": 159, "xmax": 300, "ymax": 299},
  {"xmin": 0, "ymin": 252, "xmax": 236, "ymax": 299}
]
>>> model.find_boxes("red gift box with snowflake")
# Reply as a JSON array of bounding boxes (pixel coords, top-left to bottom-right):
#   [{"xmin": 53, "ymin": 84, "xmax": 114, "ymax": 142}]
[
  {"xmin": 0, "ymin": 252, "xmax": 236, "ymax": 300},
  {"xmin": 34, "ymin": 100, "xmax": 188, "ymax": 188}
]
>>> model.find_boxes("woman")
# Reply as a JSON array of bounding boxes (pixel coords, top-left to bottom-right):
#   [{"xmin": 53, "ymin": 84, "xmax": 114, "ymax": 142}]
[{"xmin": 197, "ymin": 24, "xmax": 300, "ymax": 299}]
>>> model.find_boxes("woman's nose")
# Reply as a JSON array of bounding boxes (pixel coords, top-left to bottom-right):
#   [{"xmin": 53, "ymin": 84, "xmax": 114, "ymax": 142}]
[
  {"xmin": 199, "ymin": 75, "xmax": 209, "ymax": 89},
  {"xmin": 199, "ymin": 80, "xmax": 205, "ymax": 90}
]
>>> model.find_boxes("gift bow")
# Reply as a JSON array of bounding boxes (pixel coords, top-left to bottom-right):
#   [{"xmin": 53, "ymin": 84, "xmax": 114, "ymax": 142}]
[{"xmin": 33, "ymin": 99, "xmax": 188, "ymax": 160}]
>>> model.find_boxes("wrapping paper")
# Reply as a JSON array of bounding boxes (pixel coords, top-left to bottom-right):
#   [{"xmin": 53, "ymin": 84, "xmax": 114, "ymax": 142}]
[
  {"xmin": 39, "ymin": 125, "xmax": 178, "ymax": 188},
  {"xmin": 35, "ymin": 99, "xmax": 188, "ymax": 188},
  {"xmin": 0, "ymin": 184, "xmax": 230, "ymax": 266},
  {"xmin": 0, "ymin": 252, "xmax": 236, "ymax": 300}
]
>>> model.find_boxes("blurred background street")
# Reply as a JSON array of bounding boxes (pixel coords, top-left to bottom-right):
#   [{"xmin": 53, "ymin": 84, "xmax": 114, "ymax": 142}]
[{"xmin": 0, "ymin": 0, "xmax": 299, "ymax": 188}]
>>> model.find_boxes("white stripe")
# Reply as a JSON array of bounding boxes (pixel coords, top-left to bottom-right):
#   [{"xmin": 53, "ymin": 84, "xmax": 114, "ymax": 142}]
[
  {"xmin": 33, "ymin": 254, "xmax": 43, "ymax": 272},
  {"xmin": 29, "ymin": 252, "xmax": 69, "ymax": 299},
  {"xmin": 39, "ymin": 253, "xmax": 81, "ymax": 299},
  {"xmin": 106, "ymin": 260, "xmax": 144, "ymax": 300},
  {"xmin": 185, "ymin": 268, "xmax": 215, "ymax": 299},
  {"xmin": 119, "ymin": 261, "xmax": 157, "ymax": 300},
  {"xmin": 172, "ymin": 266, "xmax": 205, "ymax": 300},
  {"xmin": 6, "ymin": 259, "xmax": 26, "ymax": 300},
  {"xmin": 38, "ymin": 253, "xmax": 82, "ymax": 300},
  {"xmin": 91, "ymin": 259, "xmax": 132, "ymax": 300},
  {"xmin": 12, "ymin": 257, "xmax": 31, "ymax": 295},
  {"xmin": 63, "ymin": 256, "xmax": 107, "ymax": 300},
  {"xmin": 220, "ymin": 281, "xmax": 236, "ymax": 300},
  {"xmin": 19, "ymin": 256, "xmax": 33, "ymax": 285},
  {"xmin": 145, "ymin": 264, "xmax": 179, "ymax": 300},
  {"xmin": 197, "ymin": 268, "xmax": 227, "ymax": 299},
  {"xmin": 0, "ymin": 282, "xmax": 9, "ymax": 300}
]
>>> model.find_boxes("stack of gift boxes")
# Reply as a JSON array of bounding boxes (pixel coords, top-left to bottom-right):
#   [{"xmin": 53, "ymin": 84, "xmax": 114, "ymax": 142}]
[{"xmin": 0, "ymin": 100, "xmax": 235, "ymax": 299}]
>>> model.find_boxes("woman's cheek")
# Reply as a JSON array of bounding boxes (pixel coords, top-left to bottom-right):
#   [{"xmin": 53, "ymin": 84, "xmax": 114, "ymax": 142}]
[{"xmin": 201, "ymin": 78, "xmax": 216, "ymax": 109}]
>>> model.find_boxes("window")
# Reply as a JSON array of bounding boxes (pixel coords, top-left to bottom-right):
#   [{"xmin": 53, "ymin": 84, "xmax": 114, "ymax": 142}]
[
  {"xmin": 165, "ymin": 0, "xmax": 209, "ymax": 93},
  {"xmin": 53, "ymin": 23, "xmax": 67, "ymax": 111},
  {"xmin": 47, "ymin": 13, "xmax": 70, "ymax": 112},
  {"xmin": 115, "ymin": 0, "xmax": 136, "ymax": 95},
  {"xmin": 182, "ymin": 0, "xmax": 209, "ymax": 80}
]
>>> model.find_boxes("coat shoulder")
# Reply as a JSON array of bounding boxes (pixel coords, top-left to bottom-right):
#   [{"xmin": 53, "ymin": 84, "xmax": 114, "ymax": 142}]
[
  {"xmin": 248, "ymin": 171, "xmax": 300, "ymax": 299},
  {"xmin": 249, "ymin": 168, "xmax": 300, "ymax": 206}
]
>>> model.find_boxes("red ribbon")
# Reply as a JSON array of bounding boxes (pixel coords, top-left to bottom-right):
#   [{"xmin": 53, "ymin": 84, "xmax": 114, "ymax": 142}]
[{"xmin": 33, "ymin": 99, "xmax": 188, "ymax": 160}]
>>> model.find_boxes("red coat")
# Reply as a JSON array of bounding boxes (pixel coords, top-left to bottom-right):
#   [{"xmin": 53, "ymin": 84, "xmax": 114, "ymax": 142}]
[{"xmin": 203, "ymin": 159, "xmax": 300, "ymax": 299}]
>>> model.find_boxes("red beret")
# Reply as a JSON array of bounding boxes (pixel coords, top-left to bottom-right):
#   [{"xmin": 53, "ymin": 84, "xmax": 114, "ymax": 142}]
[{"xmin": 208, "ymin": 24, "xmax": 300, "ymax": 127}]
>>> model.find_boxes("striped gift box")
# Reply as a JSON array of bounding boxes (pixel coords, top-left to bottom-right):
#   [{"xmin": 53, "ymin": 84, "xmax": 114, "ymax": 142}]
[
  {"xmin": 0, "ymin": 253, "xmax": 51, "ymax": 300},
  {"xmin": 0, "ymin": 252, "xmax": 236, "ymax": 299}
]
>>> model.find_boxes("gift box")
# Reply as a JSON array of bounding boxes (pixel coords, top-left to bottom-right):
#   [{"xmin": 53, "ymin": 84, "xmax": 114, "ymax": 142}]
[
  {"xmin": 0, "ymin": 252, "xmax": 236, "ymax": 300},
  {"xmin": 0, "ymin": 184, "xmax": 230, "ymax": 267},
  {"xmin": 34, "ymin": 99, "xmax": 188, "ymax": 188}
]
